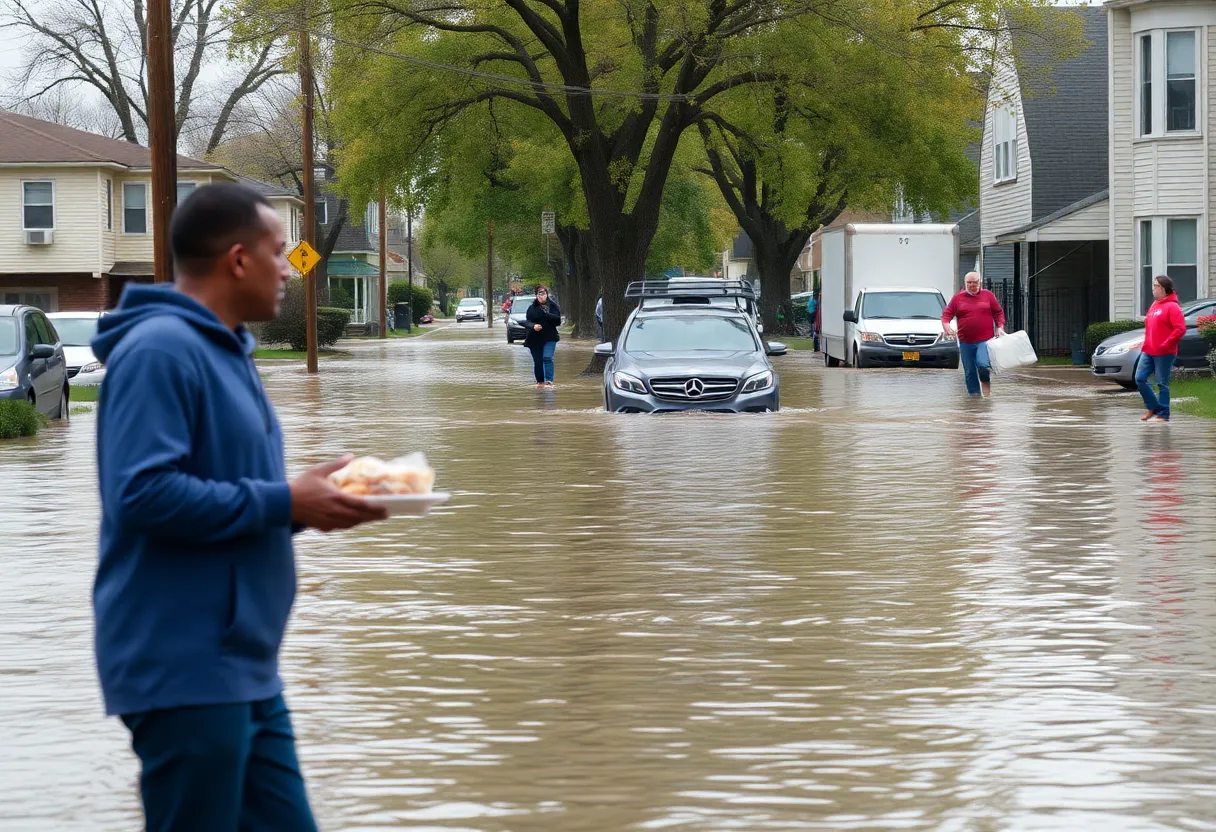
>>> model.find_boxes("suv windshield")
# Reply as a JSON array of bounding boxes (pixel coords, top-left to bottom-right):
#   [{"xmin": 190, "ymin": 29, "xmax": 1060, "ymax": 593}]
[
  {"xmin": 625, "ymin": 315, "xmax": 757, "ymax": 352},
  {"xmin": 49, "ymin": 318, "xmax": 98, "ymax": 346},
  {"xmin": 0, "ymin": 319, "xmax": 16, "ymax": 355},
  {"xmin": 862, "ymin": 291, "xmax": 945, "ymax": 319},
  {"xmin": 511, "ymin": 298, "xmax": 535, "ymax": 313}
]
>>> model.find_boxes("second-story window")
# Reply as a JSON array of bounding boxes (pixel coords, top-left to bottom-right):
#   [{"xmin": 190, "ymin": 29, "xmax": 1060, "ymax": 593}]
[
  {"xmin": 992, "ymin": 105, "xmax": 1017, "ymax": 183},
  {"xmin": 366, "ymin": 202, "xmax": 379, "ymax": 234},
  {"xmin": 124, "ymin": 183, "xmax": 147, "ymax": 234},
  {"xmin": 22, "ymin": 181, "xmax": 54, "ymax": 230},
  {"xmin": 315, "ymin": 200, "xmax": 327, "ymax": 225},
  {"xmin": 1138, "ymin": 29, "xmax": 1198, "ymax": 136},
  {"xmin": 176, "ymin": 181, "xmax": 197, "ymax": 202}
]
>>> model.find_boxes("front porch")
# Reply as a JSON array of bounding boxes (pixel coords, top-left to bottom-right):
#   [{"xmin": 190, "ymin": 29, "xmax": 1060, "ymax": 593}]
[
  {"xmin": 987, "ymin": 192, "xmax": 1110, "ymax": 356},
  {"xmin": 325, "ymin": 257, "xmax": 382, "ymax": 331}
]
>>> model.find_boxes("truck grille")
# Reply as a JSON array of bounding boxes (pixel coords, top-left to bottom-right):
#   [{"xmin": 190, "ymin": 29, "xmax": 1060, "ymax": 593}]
[
  {"xmin": 649, "ymin": 376, "xmax": 739, "ymax": 401},
  {"xmin": 881, "ymin": 333, "xmax": 940, "ymax": 348}
]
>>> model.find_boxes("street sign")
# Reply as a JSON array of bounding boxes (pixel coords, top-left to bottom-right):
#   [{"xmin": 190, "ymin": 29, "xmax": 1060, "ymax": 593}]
[
  {"xmin": 288, "ymin": 240, "xmax": 321, "ymax": 274},
  {"xmin": 541, "ymin": 210, "xmax": 556, "ymax": 235}
]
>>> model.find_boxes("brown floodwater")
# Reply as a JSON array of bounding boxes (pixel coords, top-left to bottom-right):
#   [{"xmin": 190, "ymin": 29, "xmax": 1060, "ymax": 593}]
[{"xmin": 4, "ymin": 322, "xmax": 1216, "ymax": 830}]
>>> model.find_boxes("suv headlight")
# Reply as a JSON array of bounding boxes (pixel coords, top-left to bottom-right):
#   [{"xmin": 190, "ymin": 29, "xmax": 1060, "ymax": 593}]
[
  {"xmin": 859, "ymin": 331, "xmax": 884, "ymax": 343},
  {"xmin": 79, "ymin": 362, "xmax": 103, "ymax": 375},
  {"xmin": 1106, "ymin": 338, "xmax": 1143, "ymax": 355},
  {"xmin": 612, "ymin": 372, "xmax": 647, "ymax": 394},
  {"xmin": 0, "ymin": 366, "xmax": 18, "ymax": 391},
  {"xmin": 741, "ymin": 370, "xmax": 773, "ymax": 393}
]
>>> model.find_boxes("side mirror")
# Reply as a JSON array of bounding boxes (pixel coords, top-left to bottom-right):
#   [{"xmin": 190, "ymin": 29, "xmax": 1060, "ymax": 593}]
[
  {"xmin": 594, "ymin": 342, "xmax": 614, "ymax": 357},
  {"xmin": 31, "ymin": 344, "xmax": 55, "ymax": 360},
  {"xmin": 766, "ymin": 341, "xmax": 787, "ymax": 357},
  {"xmin": 843, "ymin": 310, "xmax": 858, "ymax": 324},
  {"xmin": 757, "ymin": 324, "xmax": 764, "ymax": 335}
]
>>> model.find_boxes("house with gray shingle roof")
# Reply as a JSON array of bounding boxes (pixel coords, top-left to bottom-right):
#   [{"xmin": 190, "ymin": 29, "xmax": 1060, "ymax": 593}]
[
  {"xmin": 979, "ymin": 6, "xmax": 1110, "ymax": 355},
  {"xmin": 0, "ymin": 111, "xmax": 302, "ymax": 311}
]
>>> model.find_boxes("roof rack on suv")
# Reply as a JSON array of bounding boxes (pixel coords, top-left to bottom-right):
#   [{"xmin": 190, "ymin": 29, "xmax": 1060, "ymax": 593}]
[{"xmin": 624, "ymin": 279, "xmax": 756, "ymax": 301}]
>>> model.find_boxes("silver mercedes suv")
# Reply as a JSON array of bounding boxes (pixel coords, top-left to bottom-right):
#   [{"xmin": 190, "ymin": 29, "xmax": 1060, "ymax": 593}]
[{"xmin": 597, "ymin": 281, "xmax": 784, "ymax": 413}]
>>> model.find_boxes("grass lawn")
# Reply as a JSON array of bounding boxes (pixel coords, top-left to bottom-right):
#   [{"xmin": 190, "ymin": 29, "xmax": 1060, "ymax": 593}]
[
  {"xmin": 70, "ymin": 385, "xmax": 100, "ymax": 402},
  {"xmin": 253, "ymin": 348, "xmax": 309, "ymax": 359},
  {"xmin": 1036, "ymin": 356, "xmax": 1078, "ymax": 366},
  {"xmin": 1169, "ymin": 376, "xmax": 1216, "ymax": 419}
]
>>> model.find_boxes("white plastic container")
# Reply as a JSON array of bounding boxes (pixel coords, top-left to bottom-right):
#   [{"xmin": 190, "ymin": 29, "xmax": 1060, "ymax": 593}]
[{"xmin": 987, "ymin": 330, "xmax": 1038, "ymax": 373}]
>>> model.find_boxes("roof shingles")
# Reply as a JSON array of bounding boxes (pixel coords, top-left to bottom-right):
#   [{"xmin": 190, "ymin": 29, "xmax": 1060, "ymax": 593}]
[{"xmin": 0, "ymin": 111, "xmax": 216, "ymax": 168}]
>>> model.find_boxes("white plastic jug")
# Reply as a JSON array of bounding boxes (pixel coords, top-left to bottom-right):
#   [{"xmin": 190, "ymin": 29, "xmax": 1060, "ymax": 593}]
[{"xmin": 987, "ymin": 330, "xmax": 1038, "ymax": 373}]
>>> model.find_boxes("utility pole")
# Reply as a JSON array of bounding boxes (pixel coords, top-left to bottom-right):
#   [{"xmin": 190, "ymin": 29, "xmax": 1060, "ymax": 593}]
[
  {"xmin": 299, "ymin": 5, "xmax": 319, "ymax": 373},
  {"xmin": 406, "ymin": 205, "xmax": 413, "ymax": 332},
  {"xmin": 486, "ymin": 223, "xmax": 494, "ymax": 329},
  {"xmin": 378, "ymin": 182, "xmax": 387, "ymax": 338},
  {"xmin": 147, "ymin": 0, "xmax": 176, "ymax": 283}
]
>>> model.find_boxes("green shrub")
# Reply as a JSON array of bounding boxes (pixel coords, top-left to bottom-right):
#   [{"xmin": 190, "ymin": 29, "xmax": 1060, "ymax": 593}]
[
  {"xmin": 327, "ymin": 284, "xmax": 354, "ymax": 310},
  {"xmin": 258, "ymin": 280, "xmax": 352, "ymax": 351},
  {"xmin": 387, "ymin": 282, "xmax": 435, "ymax": 324},
  {"xmin": 1084, "ymin": 320, "xmax": 1143, "ymax": 356},
  {"xmin": 0, "ymin": 399, "xmax": 45, "ymax": 439}
]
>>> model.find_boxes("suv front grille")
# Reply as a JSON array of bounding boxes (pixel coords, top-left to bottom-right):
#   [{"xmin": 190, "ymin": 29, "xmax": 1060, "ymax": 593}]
[
  {"xmin": 649, "ymin": 376, "xmax": 739, "ymax": 401},
  {"xmin": 881, "ymin": 333, "xmax": 939, "ymax": 348}
]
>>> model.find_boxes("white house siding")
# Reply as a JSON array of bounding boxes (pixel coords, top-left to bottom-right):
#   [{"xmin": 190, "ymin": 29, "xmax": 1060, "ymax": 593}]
[
  {"xmin": 101, "ymin": 175, "xmax": 116, "ymax": 270},
  {"xmin": 1132, "ymin": 139, "xmax": 1205, "ymax": 214},
  {"xmin": 1210, "ymin": 25, "xmax": 1216, "ymax": 303},
  {"xmin": 1109, "ymin": 8, "xmax": 1136, "ymax": 318},
  {"xmin": 114, "ymin": 175, "xmax": 154, "ymax": 263},
  {"xmin": 1036, "ymin": 199, "xmax": 1110, "ymax": 241},
  {"xmin": 980, "ymin": 26, "xmax": 1034, "ymax": 245},
  {"xmin": 0, "ymin": 167, "xmax": 104, "ymax": 272}
]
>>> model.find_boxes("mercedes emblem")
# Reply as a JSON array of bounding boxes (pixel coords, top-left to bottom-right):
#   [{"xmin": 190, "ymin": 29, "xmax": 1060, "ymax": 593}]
[{"xmin": 684, "ymin": 378, "xmax": 705, "ymax": 398}]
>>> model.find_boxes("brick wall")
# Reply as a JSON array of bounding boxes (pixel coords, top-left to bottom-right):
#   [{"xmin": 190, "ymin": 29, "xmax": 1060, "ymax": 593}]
[{"xmin": 0, "ymin": 274, "xmax": 110, "ymax": 312}]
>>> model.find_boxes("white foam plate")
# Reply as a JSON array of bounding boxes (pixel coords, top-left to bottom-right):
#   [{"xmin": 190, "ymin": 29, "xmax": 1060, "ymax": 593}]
[{"xmin": 364, "ymin": 492, "xmax": 451, "ymax": 517}]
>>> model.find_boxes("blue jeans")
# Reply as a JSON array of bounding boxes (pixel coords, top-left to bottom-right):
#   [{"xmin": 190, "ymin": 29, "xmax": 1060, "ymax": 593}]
[
  {"xmin": 121, "ymin": 695, "xmax": 316, "ymax": 832},
  {"xmin": 1136, "ymin": 352, "xmax": 1176, "ymax": 420},
  {"xmin": 529, "ymin": 340, "xmax": 557, "ymax": 383},
  {"xmin": 959, "ymin": 340, "xmax": 991, "ymax": 396}
]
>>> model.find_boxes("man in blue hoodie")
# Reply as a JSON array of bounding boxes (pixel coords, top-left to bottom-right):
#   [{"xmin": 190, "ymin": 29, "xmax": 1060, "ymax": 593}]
[{"xmin": 92, "ymin": 183, "xmax": 385, "ymax": 831}]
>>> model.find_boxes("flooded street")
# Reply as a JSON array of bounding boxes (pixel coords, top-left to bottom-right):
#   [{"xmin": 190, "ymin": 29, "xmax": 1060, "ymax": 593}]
[{"xmin": 5, "ymin": 322, "xmax": 1216, "ymax": 830}]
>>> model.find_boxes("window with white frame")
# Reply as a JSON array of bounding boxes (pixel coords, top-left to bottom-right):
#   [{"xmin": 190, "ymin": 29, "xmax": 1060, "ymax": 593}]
[
  {"xmin": 22, "ymin": 181, "xmax": 54, "ymax": 230},
  {"xmin": 1137, "ymin": 29, "xmax": 1198, "ymax": 136},
  {"xmin": 124, "ymin": 183, "xmax": 147, "ymax": 234},
  {"xmin": 366, "ymin": 202, "xmax": 379, "ymax": 234},
  {"xmin": 176, "ymin": 181, "xmax": 197, "ymax": 202},
  {"xmin": 1138, "ymin": 216, "xmax": 1199, "ymax": 311},
  {"xmin": 315, "ymin": 199, "xmax": 327, "ymax": 225},
  {"xmin": 105, "ymin": 180, "xmax": 113, "ymax": 231},
  {"xmin": 992, "ymin": 104, "xmax": 1017, "ymax": 183}
]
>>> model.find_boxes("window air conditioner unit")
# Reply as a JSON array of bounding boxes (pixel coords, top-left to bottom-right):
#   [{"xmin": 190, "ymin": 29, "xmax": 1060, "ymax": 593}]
[{"xmin": 25, "ymin": 230, "xmax": 53, "ymax": 245}]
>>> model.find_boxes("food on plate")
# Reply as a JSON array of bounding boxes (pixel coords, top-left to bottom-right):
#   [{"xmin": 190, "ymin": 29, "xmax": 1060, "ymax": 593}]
[{"xmin": 329, "ymin": 454, "xmax": 435, "ymax": 496}]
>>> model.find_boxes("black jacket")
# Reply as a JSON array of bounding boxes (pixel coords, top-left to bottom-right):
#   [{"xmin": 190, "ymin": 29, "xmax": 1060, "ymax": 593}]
[{"xmin": 524, "ymin": 300, "xmax": 562, "ymax": 346}]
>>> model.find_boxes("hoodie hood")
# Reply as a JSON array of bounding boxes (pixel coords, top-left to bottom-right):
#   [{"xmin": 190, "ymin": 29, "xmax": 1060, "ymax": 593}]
[{"xmin": 92, "ymin": 284, "xmax": 254, "ymax": 363}]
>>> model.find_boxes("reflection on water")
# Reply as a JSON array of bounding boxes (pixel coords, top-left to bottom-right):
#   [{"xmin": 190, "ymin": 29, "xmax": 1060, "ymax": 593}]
[{"xmin": 4, "ymin": 323, "xmax": 1216, "ymax": 830}]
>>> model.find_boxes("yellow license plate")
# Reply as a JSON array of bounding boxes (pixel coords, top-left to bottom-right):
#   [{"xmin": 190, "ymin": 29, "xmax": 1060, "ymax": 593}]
[{"xmin": 902, "ymin": 351, "xmax": 920, "ymax": 361}]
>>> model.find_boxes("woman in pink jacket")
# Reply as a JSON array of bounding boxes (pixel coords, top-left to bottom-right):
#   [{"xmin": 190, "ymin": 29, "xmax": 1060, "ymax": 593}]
[{"xmin": 1137, "ymin": 275, "xmax": 1188, "ymax": 422}]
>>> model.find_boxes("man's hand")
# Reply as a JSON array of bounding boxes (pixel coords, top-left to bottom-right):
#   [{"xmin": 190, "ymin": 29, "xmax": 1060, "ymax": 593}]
[
  {"xmin": 997, "ymin": 327, "xmax": 1007, "ymax": 338},
  {"xmin": 533, "ymin": 324, "xmax": 542, "ymax": 331},
  {"xmin": 944, "ymin": 324, "xmax": 957, "ymax": 339},
  {"xmin": 290, "ymin": 456, "xmax": 387, "ymax": 532}
]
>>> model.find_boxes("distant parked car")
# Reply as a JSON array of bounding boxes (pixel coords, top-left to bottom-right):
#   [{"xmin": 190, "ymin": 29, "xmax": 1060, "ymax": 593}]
[
  {"xmin": 1091, "ymin": 298, "xmax": 1216, "ymax": 388},
  {"xmin": 0, "ymin": 304, "xmax": 70, "ymax": 419},
  {"xmin": 47, "ymin": 311, "xmax": 106, "ymax": 386},
  {"xmin": 455, "ymin": 298, "xmax": 487, "ymax": 322},
  {"xmin": 506, "ymin": 295, "xmax": 536, "ymax": 344}
]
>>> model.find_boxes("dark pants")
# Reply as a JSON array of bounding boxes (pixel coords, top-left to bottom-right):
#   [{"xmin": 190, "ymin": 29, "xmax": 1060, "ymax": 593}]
[
  {"xmin": 959, "ymin": 340, "xmax": 992, "ymax": 396},
  {"xmin": 528, "ymin": 340, "xmax": 557, "ymax": 383},
  {"xmin": 1136, "ymin": 352, "xmax": 1176, "ymax": 420},
  {"xmin": 122, "ymin": 695, "xmax": 316, "ymax": 832}
]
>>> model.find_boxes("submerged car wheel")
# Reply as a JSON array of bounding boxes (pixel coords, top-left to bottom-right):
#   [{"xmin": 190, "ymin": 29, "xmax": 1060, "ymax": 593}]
[{"xmin": 54, "ymin": 385, "xmax": 69, "ymax": 420}]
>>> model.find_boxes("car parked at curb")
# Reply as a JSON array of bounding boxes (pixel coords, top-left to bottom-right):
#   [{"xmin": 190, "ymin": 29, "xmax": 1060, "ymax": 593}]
[
  {"xmin": 47, "ymin": 311, "xmax": 106, "ymax": 386},
  {"xmin": 506, "ymin": 295, "xmax": 536, "ymax": 344},
  {"xmin": 0, "ymin": 304, "xmax": 70, "ymax": 419},
  {"xmin": 455, "ymin": 297, "xmax": 487, "ymax": 322},
  {"xmin": 1091, "ymin": 298, "xmax": 1216, "ymax": 388},
  {"xmin": 599, "ymin": 280, "xmax": 784, "ymax": 413}
]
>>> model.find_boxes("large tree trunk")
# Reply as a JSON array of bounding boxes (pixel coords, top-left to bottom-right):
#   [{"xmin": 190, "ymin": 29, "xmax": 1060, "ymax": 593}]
[{"xmin": 752, "ymin": 229, "xmax": 811, "ymax": 335}]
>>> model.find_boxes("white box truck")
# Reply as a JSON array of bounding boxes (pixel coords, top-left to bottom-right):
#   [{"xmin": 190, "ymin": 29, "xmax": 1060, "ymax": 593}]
[{"xmin": 820, "ymin": 223, "xmax": 960, "ymax": 369}]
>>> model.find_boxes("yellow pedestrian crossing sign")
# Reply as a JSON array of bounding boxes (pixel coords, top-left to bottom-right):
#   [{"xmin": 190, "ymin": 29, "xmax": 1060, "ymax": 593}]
[{"xmin": 288, "ymin": 241, "xmax": 320, "ymax": 274}]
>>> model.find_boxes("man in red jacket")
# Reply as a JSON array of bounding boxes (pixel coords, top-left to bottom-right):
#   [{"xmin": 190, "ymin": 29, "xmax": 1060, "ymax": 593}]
[
  {"xmin": 1137, "ymin": 275, "xmax": 1187, "ymax": 422},
  {"xmin": 941, "ymin": 271, "xmax": 1006, "ymax": 397}
]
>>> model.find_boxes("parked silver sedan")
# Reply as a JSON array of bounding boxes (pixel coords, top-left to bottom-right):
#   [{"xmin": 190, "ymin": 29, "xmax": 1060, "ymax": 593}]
[
  {"xmin": 47, "ymin": 311, "xmax": 106, "ymax": 386},
  {"xmin": 1091, "ymin": 298, "xmax": 1216, "ymax": 388}
]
